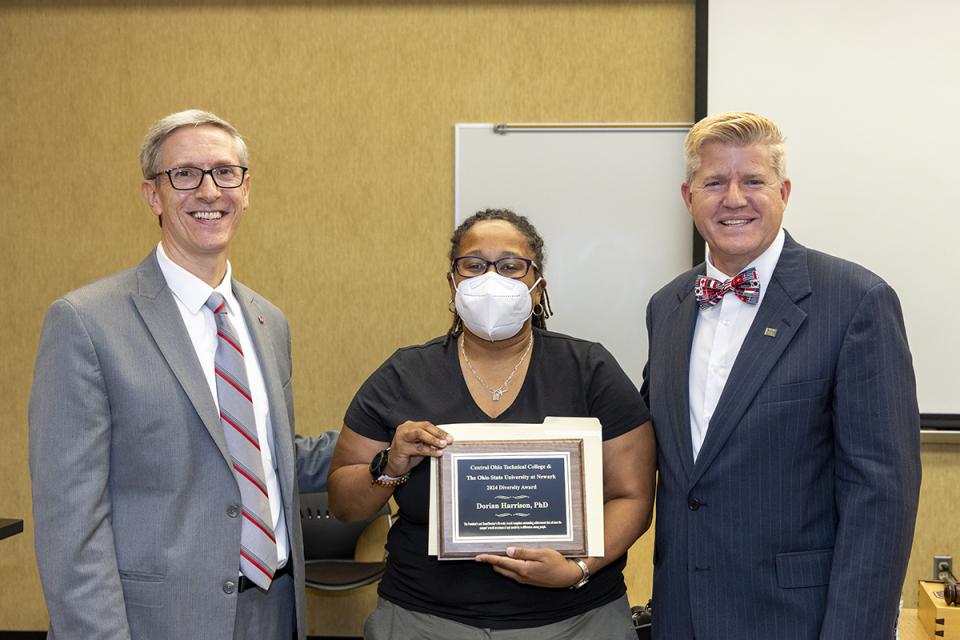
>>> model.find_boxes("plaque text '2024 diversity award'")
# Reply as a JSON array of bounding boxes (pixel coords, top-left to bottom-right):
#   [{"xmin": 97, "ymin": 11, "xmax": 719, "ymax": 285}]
[{"xmin": 438, "ymin": 439, "xmax": 586, "ymax": 559}]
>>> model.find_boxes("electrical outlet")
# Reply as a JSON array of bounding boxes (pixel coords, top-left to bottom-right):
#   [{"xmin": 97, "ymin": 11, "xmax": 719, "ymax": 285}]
[{"xmin": 934, "ymin": 555, "xmax": 953, "ymax": 580}]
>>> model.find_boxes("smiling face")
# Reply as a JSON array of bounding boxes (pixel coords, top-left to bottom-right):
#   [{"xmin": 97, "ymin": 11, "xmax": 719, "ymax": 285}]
[
  {"xmin": 141, "ymin": 125, "xmax": 249, "ymax": 283},
  {"xmin": 681, "ymin": 141, "xmax": 791, "ymax": 276}
]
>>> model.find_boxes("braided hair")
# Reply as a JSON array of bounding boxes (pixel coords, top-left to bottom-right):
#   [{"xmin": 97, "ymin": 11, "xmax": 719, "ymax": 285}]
[{"xmin": 445, "ymin": 208, "xmax": 553, "ymax": 345}]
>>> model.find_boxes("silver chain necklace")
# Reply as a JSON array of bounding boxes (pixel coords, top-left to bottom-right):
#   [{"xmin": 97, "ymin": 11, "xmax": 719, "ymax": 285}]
[{"xmin": 460, "ymin": 333, "xmax": 534, "ymax": 401}]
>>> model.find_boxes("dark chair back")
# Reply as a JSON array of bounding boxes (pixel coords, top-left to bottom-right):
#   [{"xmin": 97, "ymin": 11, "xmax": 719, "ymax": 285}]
[{"xmin": 298, "ymin": 491, "xmax": 392, "ymax": 591}]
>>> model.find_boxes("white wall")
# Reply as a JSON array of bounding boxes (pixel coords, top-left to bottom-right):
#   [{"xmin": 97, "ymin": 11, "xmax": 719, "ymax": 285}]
[
  {"xmin": 709, "ymin": 0, "xmax": 960, "ymax": 414},
  {"xmin": 456, "ymin": 125, "xmax": 692, "ymax": 386}
]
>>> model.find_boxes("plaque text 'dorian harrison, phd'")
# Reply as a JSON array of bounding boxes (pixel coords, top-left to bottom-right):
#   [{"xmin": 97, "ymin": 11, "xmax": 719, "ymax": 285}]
[{"xmin": 438, "ymin": 440, "xmax": 585, "ymax": 559}]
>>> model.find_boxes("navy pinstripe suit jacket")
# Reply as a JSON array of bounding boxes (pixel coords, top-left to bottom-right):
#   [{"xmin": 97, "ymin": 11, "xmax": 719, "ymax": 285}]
[{"xmin": 641, "ymin": 231, "xmax": 921, "ymax": 640}]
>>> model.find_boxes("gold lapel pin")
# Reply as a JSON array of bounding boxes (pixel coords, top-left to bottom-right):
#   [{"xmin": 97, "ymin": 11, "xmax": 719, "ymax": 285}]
[{"xmin": 763, "ymin": 327, "xmax": 778, "ymax": 337}]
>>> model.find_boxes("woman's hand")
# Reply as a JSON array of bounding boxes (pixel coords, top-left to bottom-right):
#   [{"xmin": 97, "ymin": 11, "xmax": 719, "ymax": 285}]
[
  {"xmin": 475, "ymin": 547, "xmax": 584, "ymax": 588},
  {"xmin": 383, "ymin": 421, "xmax": 452, "ymax": 477}
]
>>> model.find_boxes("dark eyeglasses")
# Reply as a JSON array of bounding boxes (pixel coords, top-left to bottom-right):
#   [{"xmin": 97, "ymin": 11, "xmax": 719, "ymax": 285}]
[
  {"xmin": 153, "ymin": 165, "xmax": 248, "ymax": 190},
  {"xmin": 452, "ymin": 256, "xmax": 537, "ymax": 279}
]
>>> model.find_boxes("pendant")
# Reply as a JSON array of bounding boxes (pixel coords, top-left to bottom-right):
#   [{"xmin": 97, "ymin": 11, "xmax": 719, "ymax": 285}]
[{"xmin": 491, "ymin": 389, "xmax": 504, "ymax": 401}]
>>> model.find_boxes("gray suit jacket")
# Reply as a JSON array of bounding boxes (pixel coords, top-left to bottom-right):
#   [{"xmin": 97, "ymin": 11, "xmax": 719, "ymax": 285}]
[
  {"xmin": 641, "ymin": 232, "xmax": 921, "ymax": 639},
  {"xmin": 29, "ymin": 252, "xmax": 337, "ymax": 640}
]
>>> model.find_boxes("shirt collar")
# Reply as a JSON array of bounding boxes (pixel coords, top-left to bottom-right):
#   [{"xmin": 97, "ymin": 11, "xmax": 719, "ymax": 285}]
[
  {"xmin": 705, "ymin": 226, "xmax": 785, "ymax": 305},
  {"xmin": 155, "ymin": 243, "xmax": 238, "ymax": 316}
]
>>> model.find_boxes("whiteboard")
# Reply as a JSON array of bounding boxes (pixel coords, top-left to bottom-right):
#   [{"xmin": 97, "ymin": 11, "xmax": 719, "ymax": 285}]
[
  {"xmin": 708, "ymin": 0, "xmax": 960, "ymax": 417},
  {"xmin": 455, "ymin": 124, "xmax": 692, "ymax": 387}
]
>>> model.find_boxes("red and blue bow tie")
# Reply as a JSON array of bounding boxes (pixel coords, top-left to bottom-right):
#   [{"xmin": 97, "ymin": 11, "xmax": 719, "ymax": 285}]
[{"xmin": 694, "ymin": 267, "xmax": 761, "ymax": 309}]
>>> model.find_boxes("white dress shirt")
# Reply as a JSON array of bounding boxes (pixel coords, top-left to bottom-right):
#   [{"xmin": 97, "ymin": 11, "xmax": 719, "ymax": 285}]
[
  {"xmin": 156, "ymin": 243, "xmax": 289, "ymax": 567},
  {"xmin": 688, "ymin": 227, "xmax": 785, "ymax": 461}
]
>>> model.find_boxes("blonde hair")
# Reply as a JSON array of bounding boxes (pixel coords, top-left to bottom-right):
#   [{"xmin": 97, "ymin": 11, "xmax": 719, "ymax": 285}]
[
  {"xmin": 684, "ymin": 112, "xmax": 786, "ymax": 184},
  {"xmin": 140, "ymin": 109, "xmax": 248, "ymax": 179}
]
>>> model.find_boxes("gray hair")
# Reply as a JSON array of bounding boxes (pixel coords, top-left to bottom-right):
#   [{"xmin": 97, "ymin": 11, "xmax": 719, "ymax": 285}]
[{"xmin": 139, "ymin": 109, "xmax": 249, "ymax": 179}]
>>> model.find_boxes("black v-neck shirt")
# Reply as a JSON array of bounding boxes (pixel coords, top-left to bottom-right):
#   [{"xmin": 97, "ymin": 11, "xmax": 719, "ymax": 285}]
[{"xmin": 344, "ymin": 328, "xmax": 650, "ymax": 629}]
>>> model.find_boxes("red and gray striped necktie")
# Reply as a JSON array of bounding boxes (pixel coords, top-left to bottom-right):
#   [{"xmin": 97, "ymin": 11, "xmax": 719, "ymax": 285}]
[{"xmin": 206, "ymin": 292, "xmax": 278, "ymax": 590}]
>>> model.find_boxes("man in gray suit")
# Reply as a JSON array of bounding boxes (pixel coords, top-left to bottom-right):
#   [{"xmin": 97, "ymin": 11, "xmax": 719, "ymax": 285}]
[
  {"xmin": 29, "ymin": 110, "xmax": 337, "ymax": 640},
  {"xmin": 642, "ymin": 112, "xmax": 921, "ymax": 639}
]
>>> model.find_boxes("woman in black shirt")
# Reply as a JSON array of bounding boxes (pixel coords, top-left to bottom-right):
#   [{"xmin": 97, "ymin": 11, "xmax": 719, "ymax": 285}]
[{"xmin": 328, "ymin": 209, "xmax": 656, "ymax": 639}]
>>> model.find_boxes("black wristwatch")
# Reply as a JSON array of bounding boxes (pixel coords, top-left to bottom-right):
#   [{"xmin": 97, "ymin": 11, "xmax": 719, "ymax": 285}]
[{"xmin": 369, "ymin": 448, "xmax": 410, "ymax": 487}]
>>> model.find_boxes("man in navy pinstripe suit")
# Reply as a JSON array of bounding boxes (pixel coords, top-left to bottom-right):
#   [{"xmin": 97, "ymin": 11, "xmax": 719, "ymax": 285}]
[{"xmin": 641, "ymin": 112, "xmax": 921, "ymax": 639}]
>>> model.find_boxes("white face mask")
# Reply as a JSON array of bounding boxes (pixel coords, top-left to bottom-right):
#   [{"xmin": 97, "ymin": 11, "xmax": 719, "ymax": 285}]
[{"xmin": 454, "ymin": 272, "xmax": 542, "ymax": 342}]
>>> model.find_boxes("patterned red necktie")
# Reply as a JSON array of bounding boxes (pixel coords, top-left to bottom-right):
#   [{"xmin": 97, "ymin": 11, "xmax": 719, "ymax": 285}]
[
  {"xmin": 206, "ymin": 292, "xmax": 278, "ymax": 590},
  {"xmin": 694, "ymin": 267, "xmax": 761, "ymax": 309}
]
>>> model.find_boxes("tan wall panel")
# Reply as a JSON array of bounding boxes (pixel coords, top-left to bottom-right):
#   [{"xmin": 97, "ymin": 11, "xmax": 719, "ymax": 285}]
[
  {"xmin": 903, "ymin": 445, "xmax": 958, "ymax": 609},
  {"xmin": 1, "ymin": 0, "xmax": 694, "ymax": 632}
]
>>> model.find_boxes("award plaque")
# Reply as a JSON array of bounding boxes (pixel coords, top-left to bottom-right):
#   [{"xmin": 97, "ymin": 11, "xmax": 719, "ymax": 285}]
[{"xmin": 437, "ymin": 439, "xmax": 586, "ymax": 559}]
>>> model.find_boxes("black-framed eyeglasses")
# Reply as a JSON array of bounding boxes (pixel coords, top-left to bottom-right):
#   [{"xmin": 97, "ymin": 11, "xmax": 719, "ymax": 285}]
[
  {"xmin": 452, "ymin": 256, "xmax": 538, "ymax": 279},
  {"xmin": 153, "ymin": 165, "xmax": 248, "ymax": 190}
]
